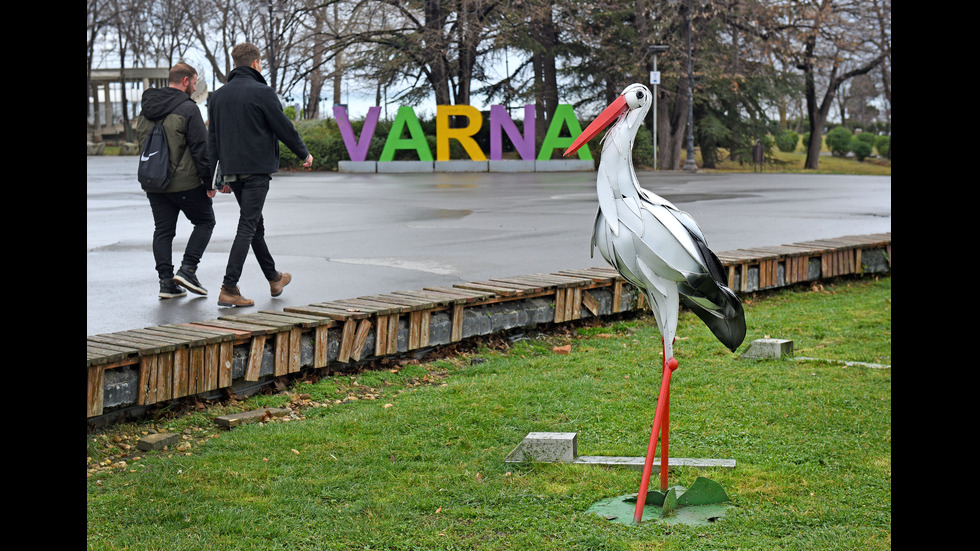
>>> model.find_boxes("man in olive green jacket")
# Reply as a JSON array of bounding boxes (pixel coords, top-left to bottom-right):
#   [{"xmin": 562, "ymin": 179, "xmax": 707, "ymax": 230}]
[{"xmin": 135, "ymin": 62, "xmax": 216, "ymax": 299}]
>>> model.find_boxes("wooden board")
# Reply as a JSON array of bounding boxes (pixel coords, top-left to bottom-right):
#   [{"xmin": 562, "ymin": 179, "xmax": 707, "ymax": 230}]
[
  {"xmin": 582, "ymin": 290, "xmax": 600, "ymax": 316},
  {"xmin": 451, "ymin": 303, "xmax": 464, "ymax": 342},
  {"xmin": 350, "ymin": 319, "xmax": 373, "ymax": 361},
  {"xmin": 87, "ymin": 340, "xmax": 139, "ymax": 367},
  {"xmin": 391, "ymin": 289, "xmax": 466, "ymax": 306},
  {"xmin": 88, "ymin": 332, "xmax": 177, "ymax": 355},
  {"xmin": 152, "ymin": 324, "xmax": 233, "ymax": 343},
  {"xmin": 122, "ymin": 329, "xmax": 192, "ymax": 348},
  {"xmin": 360, "ymin": 293, "xmax": 436, "ymax": 311},
  {"xmin": 337, "ymin": 318, "xmax": 356, "ymax": 363},
  {"xmin": 244, "ymin": 335, "xmax": 267, "ymax": 381},
  {"xmin": 555, "ymin": 268, "xmax": 620, "ymax": 284},
  {"xmin": 452, "ymin": 282, "xmax": 522, "ymax": 297},
  {"xmin": 218, "ymin": 313, "xmax": 296, "ymax": 332},
  {"xmin": 191, "ymin": 318, "xmax": 277, "ymax": 336},
  {"xmin": 87, "ymin": 364, "xmax": 105, "ymax": 417},
  {"xmin": 422, "ymin": 286, "xmax": 496, "ymax": 302},
  {"xmin": 487, "ymin": 277, "xmax": 550, "ymax": 293},
  {"xmin": 285, "ymin": 304, "xmax": 368, "ymax": 321},
  {"xmin": 320, "ymin": 299, "xmax": 401, "ymax": 316},
  {"xmin": 138, "ymin": 326, "xmax": 223, "ymax": 347},
  {"xmin": 520, "ymin": 273, "xmax": 595, "ymax": 287},
  {"xmin": 314, "ymin": 325, "xmax": 330, "ymax": 368},
  {"xmin": 257, "ymin": 310, "xmax": 333, "ymax": 327}
]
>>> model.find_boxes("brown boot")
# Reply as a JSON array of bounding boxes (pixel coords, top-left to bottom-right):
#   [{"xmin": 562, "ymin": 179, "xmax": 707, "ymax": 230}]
[
  {"xmin": 218, "ymin": 285, "xmax": 254, "ymax": 307},
  {"xmin": 269, "ymin": 271, "xmax": 291, "ymax": 297}
]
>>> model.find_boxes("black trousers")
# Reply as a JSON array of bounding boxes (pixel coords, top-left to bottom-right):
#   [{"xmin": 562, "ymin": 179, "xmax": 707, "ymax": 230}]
[
  {"xmin": 223, "ymin": 174, "xmax": 278, "ymax": 287},
  {"xmin": 147, "ymin": 185, "xmax": 215, "ymax": 280}
]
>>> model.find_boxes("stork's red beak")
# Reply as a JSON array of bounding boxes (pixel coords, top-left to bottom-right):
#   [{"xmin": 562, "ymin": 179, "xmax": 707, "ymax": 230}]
[{"xmin": 564, "ymin": 95, "xmax": 628, "ymax": 157}]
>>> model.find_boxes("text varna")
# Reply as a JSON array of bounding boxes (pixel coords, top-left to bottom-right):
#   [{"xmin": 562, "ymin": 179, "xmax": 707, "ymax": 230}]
[{"xmin": 333, "ymin": 105, "xmax": 594, "ymax": 162}]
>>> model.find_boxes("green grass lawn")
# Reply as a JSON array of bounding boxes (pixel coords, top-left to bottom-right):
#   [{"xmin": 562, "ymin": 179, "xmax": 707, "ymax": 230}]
[
  {"xmin": 695, "ymin": 147, "xmax": 890, "ymax": 176},
  {"xmin": 87, "ymin": 275, "xmax": 891, "ymax": 550},
  {"xmin": 687, "ymin": 133, "xmax": 891, "ymax": 176}
]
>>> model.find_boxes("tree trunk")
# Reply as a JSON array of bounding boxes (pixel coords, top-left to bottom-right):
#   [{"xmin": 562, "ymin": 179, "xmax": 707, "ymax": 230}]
[
  {"xmin": 333, "ymin": 49, "xmax": 343, "ymax": 106},
  {"xmin": 662, "ymin": 77, "xmax": 690, "ymax": 170},
  {"xmin": 530, "ymin": 2, "xmax": 557, "ymax": 144},
  {"xmin": 803, "ymin": 65, "xmax": 829, "ymax": 169},
  {"xmin": 425, "ymin": 0, "xmax": 452, "ymax": 106},
  {"xmin": 305, "ymin": 13, "xmax": 325, "ymax": 119}
]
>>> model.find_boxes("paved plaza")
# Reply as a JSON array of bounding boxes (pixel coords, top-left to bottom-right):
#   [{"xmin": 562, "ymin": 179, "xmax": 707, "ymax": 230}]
[{"xmin": 87, "ymin": 156, "xmax": 890, "ymax": 336}]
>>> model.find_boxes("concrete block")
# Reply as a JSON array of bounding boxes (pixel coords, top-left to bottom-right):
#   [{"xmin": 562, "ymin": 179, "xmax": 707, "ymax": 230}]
[
  {"xmin": 504, "ymin": 432, "xmax": 736, "ymax": 471},
  {"xmin": 120, "ymin": 142, "xmax": 139, "ymax": 155},
  {"xmin": 213, "ymin": 407, "xmax": 290, "ymax": 428},
  {"xmin": 338, "ymin": 161, "xmax": 377, "ymax": 173},
  {"xmin": 103, "ymin": 365, "xmax": 138, "ymax": 408},
  {"xmin": 434, "ymin": 160, "xmax": 488, "ymax": 173},
  {"xmin": 574, "ymin": 456, "xmax": 736, "ymax": 471},
  {"xmin": 535, "ymin": 159, "xmax": 595, "ymax": 172},
  {"xmin": 137, "ymin": 431, "xmax": 180, "ymax": 451},
  {"xmin": 377, "ymin": 161, "xmax": 433, "ymax": 173},
  {"xmin": 87, "ymin": 141, "xmax": 105, "ymax": 155},
  {"xmin": 740, "ymin": 338, "xmax": 793, "ymax": 359},
  {"xmin": 505, "ymin": 432, "xmax": 578, "ymax": 463},
  {"xmin": 861, "ymin": 248, "xmax": 890, "ymax": 273},
  {"xmin": 489, "ymin": 160, "xmax": 535, "ymax": 172}
]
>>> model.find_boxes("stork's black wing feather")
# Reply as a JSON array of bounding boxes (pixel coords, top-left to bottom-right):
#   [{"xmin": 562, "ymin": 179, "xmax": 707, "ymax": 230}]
[{"xmin": 680, "ymin": 228, "xmax": 747, "ymax": 352}]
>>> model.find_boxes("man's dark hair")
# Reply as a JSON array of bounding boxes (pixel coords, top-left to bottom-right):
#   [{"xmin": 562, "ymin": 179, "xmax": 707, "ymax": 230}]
[
  {"xmin": 231, "ymin": 43, "xmax": 262, "ymax": 68},
  {"xmin": 169, "ymin": 62, "xmax": 197, "ymax": 84}
]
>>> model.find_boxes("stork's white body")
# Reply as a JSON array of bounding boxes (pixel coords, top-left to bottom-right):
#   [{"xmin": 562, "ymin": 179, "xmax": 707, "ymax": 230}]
[{"xmin": 565, "ymin": 83, "xmax": 744, "ymax": 522}]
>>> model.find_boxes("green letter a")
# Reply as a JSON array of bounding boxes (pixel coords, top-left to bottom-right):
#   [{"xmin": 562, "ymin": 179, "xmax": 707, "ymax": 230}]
[
  {"xmin": 537, "ymin": 104, "xmax": 593, "ymax": 161},
  {"xmin": 380, "ymin": 106, "xmax": 433, "ymax": 161}
]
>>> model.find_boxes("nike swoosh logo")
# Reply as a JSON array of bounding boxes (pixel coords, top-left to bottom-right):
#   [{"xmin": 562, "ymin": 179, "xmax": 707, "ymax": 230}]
[{"xmin": 140, "ymin": 151, "xmax": 159, "ymax": 161}]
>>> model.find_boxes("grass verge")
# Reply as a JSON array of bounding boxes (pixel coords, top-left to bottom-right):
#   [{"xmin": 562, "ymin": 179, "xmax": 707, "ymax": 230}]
[{"xmin": 87, "ymin": 275, "xmax": 891, "ymax": 550}]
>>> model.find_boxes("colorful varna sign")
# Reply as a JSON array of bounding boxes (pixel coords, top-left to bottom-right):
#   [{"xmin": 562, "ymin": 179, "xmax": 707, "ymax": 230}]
[{"xmin": 333, "ymin": 105, "xmax": 594, "ymax": 162}]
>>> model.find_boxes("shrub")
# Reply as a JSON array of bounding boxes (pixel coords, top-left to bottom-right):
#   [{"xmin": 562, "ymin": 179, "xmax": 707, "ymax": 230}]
[
  {"xmin": 632, "ymin": 126, "xmax": 654, "ymax": 166},
  {"xmin": 774, "ymin": 129, "xmax": 800, "ymax": 153},
  {"xmin": 850, "ymin": 137, "xmax": 872, "ymax": 161},
  {"xmin": 279, "ymin": 119, "xmax": 347, "ymax": 171},
  {"xmin": 874, "ymin": 135, "xmax": 890, "ymax": 159},
  {"xmin": 825, "ymin": 126, "xmax": 853, "ymax": 157},
  {"xmin": 856, "ymin": 132, "xmax": 877, "ymax": 146}
]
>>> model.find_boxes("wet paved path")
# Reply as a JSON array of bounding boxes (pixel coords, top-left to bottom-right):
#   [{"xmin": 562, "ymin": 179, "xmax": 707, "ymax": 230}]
[{"xmin": 87, "ymin": 156, "xmax": 890, "ymax": 335}]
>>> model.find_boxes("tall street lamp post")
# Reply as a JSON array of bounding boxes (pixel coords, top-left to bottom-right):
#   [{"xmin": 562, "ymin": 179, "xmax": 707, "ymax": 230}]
[
  {"xmin": 649, "ymin": 45, "xmax": 669, "ymax": 171},
  {"xmin": 259, "ymin": 1, "xmax": 284, "ymax": 89}
]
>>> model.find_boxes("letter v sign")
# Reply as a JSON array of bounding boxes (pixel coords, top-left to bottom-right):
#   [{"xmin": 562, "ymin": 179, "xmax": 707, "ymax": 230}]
[{"xmin": 334, "ymin": 106, "xmax": 381, "ymax": 162}]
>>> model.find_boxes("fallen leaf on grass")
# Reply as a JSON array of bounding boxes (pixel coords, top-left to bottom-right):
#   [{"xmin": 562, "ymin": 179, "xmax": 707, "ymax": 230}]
[{"xmin": 552, "ymin": 345, "xmax": 571, "ymax": 354}]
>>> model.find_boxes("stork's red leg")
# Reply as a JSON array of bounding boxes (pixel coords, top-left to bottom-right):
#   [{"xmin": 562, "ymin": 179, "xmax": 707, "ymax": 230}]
[
  {"xmin": 660, "ymin": 357, "xmax": 677, "ymax": 491},
  {"xmin": 633, "ymin": 340, "xmax": 679, "ymax": 524},
  {"xmin": 633, "ymin": 341, "xmax": 676, "ymax": 524}
]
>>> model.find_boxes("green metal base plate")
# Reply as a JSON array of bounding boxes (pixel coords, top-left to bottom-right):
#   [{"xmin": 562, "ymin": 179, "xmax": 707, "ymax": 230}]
[{"xmin": 586, "ymin": 477, "xmax": 732, "ymax": 526}]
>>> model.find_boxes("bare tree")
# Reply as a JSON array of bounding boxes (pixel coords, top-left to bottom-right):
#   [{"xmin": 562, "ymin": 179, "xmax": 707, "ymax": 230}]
[
  {"xmin": 331, "ymin": 0, "xmax": 503, "ymax": 107},
  {"xmin": 733, "ymin": 0, "xmax": 887, "ymax": 168},
  {"xmin": 185, "ymin": 0, "xmax": 265, "ymax": 85}
]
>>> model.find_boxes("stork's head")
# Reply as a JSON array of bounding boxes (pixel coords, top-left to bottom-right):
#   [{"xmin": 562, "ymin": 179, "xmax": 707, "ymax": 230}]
[{"xmin": 564, "ymin": 83, "xmax": 652, "ymax": 157}]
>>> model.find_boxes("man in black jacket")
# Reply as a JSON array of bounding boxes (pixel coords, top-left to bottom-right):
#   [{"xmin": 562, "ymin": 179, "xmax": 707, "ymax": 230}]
[
  {"xmin": 135, "ymin": 62, "xmax": 216, "ymax": 299},
  {"xmin": 208, "ymin": 42, "xmax": 313, "ymax": 307}
]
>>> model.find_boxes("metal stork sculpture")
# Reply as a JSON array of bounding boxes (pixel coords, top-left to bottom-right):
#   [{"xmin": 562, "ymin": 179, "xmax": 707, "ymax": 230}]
[{"xmin": 564, "ymin": 83, "xmax": 746, "ymax": 524}]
